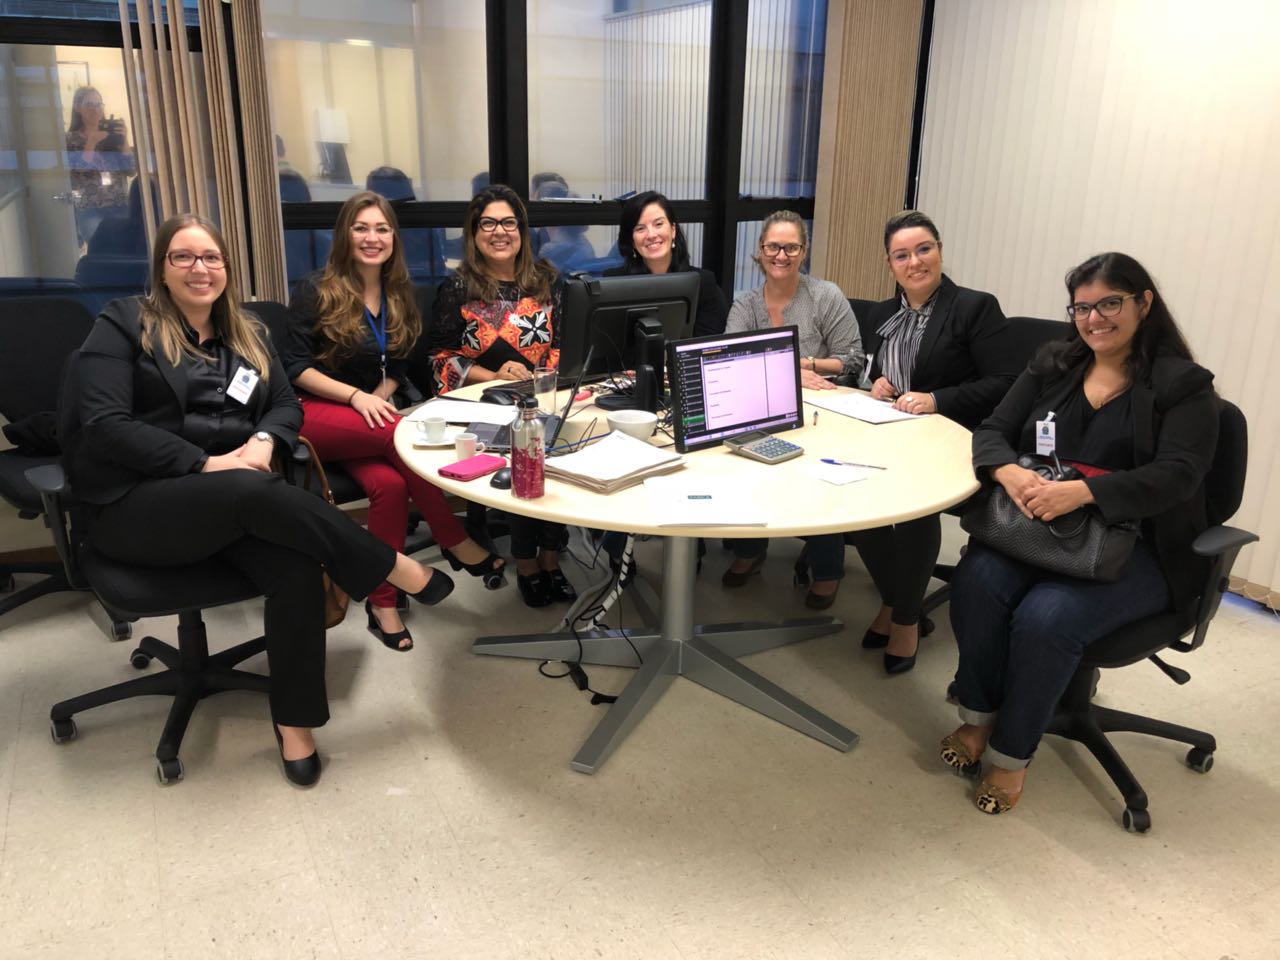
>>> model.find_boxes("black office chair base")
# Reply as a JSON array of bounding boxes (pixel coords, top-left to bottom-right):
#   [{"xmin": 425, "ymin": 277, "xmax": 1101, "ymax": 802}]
[
  {"xmin": 1047, "ymin": 667, "xmax": 1216, "ymax": 832},
  {"xmin": 49, "ymin": 608, "xmax": 269, "ymax": 785},
  {"xmin": 0, "ymin": 564, "xmax": 69, "ymax": 618}
]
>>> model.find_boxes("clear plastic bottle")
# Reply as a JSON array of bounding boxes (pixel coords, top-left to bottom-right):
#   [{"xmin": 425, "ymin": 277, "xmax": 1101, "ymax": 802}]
[{"xmin": 511, "ymin": 395, "xmax": 545, "ymax": 500}]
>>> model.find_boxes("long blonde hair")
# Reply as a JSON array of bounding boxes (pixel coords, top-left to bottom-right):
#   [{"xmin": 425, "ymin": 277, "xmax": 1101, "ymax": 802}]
[
  {"xmin": 141, "ymin": 214, "xmax": 272, "ymax": 380},
  {"xmin": 456, "ymin": 184, "xmax": 557, "ymax": 303},
  {"xmin": 313, "ymin": 191, "xmax": 420, "ymax": 367}
]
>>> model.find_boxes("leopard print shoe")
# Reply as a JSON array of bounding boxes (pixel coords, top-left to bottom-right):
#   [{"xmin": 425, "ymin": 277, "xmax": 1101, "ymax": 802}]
[
  {"xmin": 974, "ymin": 780, "xmax": 1022, "ymax": 815},
  {"xmin": 939, "ymin": 733, "xmax": 982, "ymax": 779}
]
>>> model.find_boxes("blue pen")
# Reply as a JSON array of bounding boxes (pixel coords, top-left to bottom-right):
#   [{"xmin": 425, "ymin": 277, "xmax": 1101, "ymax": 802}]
[{"xmin": 821, "ymin": 457, "xmax": 886, "ymax": 471}]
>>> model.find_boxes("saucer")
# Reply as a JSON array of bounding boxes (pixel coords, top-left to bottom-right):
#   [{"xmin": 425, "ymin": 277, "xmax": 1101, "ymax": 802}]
[{"xmin": 412, "ymin": 426, "xmax": 464, "ymax": 448}]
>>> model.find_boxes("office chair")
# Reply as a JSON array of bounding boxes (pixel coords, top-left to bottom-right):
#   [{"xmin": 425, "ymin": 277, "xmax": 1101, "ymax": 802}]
[
  {"xmin": 29, "ymin": 356, "xmax": 272, "ymax": 784},
  {"xmin": 1046, "ymin": 398, "xmax": 1255, "ymax": 832}
]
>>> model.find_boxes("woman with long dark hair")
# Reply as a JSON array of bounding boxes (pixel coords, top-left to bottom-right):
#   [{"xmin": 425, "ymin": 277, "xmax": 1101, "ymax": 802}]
[
  {"xmin": 65, "ymin": 85, "xmax": 136, "ymax": 247},
  {"xmin": 940, "ymin": 252, "xmax": 1218, "ymax": 815}
]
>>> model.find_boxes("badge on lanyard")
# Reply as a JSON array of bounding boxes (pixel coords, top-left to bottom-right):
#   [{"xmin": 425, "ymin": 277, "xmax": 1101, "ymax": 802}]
[
  {"xmin": 226, "ymin": 365, "xmax": 260, "ymax": 405},
  {"xmin": 1035, "ymin": 411, "xmax": 1057, "ymax": 456},
  {"xmin": 365, "ymin": 295, "xmax": 388, "ymax": 392}
]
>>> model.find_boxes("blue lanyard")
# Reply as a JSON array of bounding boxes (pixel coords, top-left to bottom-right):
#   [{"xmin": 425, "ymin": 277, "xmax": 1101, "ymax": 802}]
[{"xmin": 364, "ymin": 294, "xmax": 388, "ymax": 385}]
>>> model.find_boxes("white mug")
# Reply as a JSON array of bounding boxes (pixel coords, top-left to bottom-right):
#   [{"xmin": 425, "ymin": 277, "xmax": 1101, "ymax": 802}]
[
  {"xmin": 417, "ymin": 416, "xmax": 447, "ymax": 443},
  {"xmin": 454, "ymin": 432, "xmax": 486, "ymax": 459}
]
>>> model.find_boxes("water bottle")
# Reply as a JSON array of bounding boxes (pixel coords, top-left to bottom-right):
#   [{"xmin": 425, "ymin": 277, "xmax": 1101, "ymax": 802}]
[{"xmin": 511, "ymin": 395, "xmax": 545, "ymax": 500}]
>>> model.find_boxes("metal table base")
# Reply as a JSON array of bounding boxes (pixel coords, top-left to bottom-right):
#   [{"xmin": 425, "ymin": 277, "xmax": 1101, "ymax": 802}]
[{"xmin": 473, "ymin": 536, "xmax": 859, "ymax": 773}]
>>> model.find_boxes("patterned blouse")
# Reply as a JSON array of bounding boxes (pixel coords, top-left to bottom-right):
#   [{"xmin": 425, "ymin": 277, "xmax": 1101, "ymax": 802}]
[
  {"xmin": 65, "ymin": 129, "xmax": 135, "ymax": 210},
  {"xmin": 428, "ymin": 273, "xmax": 564, "ymax": 394}
]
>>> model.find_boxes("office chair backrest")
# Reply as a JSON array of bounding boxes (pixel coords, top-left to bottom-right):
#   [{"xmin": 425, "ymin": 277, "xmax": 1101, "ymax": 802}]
[
  {"xmin": 1205, "ymin": 398, "xmax": 1248, "ymax": 527},
  {"xmin": 847, "ymin": 298, "xmax": 878, "ymax": 349},
  {"xmin": 0, "ymin": 296, "xmax": 95, "ymax": 421},
  {"xmin": 1005, "ymin": 316, "xmax": 1070, "ymax": 372},
  {"xmin": 242, "ymin": 300, "xmax": 292, "ymax": 358}
]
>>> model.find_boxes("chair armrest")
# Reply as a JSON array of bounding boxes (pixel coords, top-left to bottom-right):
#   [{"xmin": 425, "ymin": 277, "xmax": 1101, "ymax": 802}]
[
  {"xmin": 23, "ymin": 463, "xmax": 83, "ymax": 587},
  {"xmin": 1174, "ymin": 524, "xmax": 1260, "ymax": 653},
  {"xmin": 25, "ymin": 463, "xmax": 67, "ymax": 498},
  {"xmin": 1191, "ymin": 524, "xmax": 1259, "ymax": 558}
]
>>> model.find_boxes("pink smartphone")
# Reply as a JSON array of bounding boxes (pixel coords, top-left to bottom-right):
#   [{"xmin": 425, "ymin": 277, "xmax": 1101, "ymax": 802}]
[{"xmin": 438, "ymin": 453, "xmax": 507, "ymax": 481}]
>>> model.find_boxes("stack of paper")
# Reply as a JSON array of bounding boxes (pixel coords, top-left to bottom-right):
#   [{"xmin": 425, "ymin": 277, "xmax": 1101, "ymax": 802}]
[
  {"xmin": 544, "ymin": 431, "xmax": 684, "ymax": 493},
  {"xmin": 807, "ymin": 391, "xmax": 921, "ymax": 424}
]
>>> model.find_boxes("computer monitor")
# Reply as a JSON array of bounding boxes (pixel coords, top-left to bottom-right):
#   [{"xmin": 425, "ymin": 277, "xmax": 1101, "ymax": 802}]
[
  {"xmin": 557, "ymin": 272, "xmax": 700, "ymax": 411},
  {"xmin": 668, "ymin": 326, "xmax": 804, "ymax": 453}
]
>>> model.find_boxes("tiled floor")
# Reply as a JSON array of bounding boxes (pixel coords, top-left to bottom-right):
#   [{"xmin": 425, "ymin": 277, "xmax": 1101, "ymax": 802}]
[{"xmin": 1, "ymin": 526, "xmax": 1278, "ymax": 959}]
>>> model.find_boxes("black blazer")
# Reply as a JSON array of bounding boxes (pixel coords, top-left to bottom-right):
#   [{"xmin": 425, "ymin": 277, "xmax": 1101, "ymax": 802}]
[
  {"xmin": 865, "ymin": 275, "xmax": 1016, "ymax": 429},
  {"xmin": 972, "ymin": 354, "xmax": 1219, "ymax": 616},
  {"xmin": 65, "ymin": 297, "xmax": 302, "ymax": 505}
]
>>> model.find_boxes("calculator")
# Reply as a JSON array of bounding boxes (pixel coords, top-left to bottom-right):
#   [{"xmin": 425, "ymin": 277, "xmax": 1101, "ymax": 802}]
[{"xmin": 724, "ymin": 431, "xmax": 804, "ymax": 464}]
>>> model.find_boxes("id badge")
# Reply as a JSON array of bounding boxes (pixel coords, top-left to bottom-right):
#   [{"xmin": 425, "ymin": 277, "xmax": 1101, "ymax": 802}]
[
  {"xmin": 226, "ymin": 366, "xmax": 259, "ymax": 405},
  {"xmin": 100, "ymin": 171, "xmax": 112, "ymax": 186},
  {"xmin": 1035, "ymin": 414, "xmax": 1056, "ymax": 456}
]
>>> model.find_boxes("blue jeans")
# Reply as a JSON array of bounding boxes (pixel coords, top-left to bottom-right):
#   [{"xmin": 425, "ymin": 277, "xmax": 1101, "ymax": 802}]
[
  {"xmin": 949, "ymin": 540, "xmax": 1170, "ymax": 769},
  {"xmin": 729, "ymin": 534, "xmax": 845, "ymax": 582}
]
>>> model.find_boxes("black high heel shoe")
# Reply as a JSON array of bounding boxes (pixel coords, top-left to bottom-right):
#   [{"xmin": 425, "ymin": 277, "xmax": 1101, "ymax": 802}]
[
  {"xmin": 517, "ymin": 571, "xmax": 552, "ymax": 608},
  {"xmin": 273, "ymin": 724, "xmax": 321, "ymax": 787},
  {"xmin": 409, "ymin": 567, "xmax": 455, "ymax": 606},
  {"xmin": 367, "ymin": 600, "xmax": 414, "ymax": 652},
  {"xmin": 441, "ymin": 545, "xmax": 507, "ymax": 590},
  {"xmin": 542, "ymin": 568, "xmax": 577, "ymax": 603}
]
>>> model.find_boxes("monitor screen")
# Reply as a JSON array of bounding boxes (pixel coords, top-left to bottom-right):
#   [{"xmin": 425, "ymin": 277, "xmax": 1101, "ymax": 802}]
[{"xmin": 668, "ymin": 326, "xmax": 803, "ymax": 453}]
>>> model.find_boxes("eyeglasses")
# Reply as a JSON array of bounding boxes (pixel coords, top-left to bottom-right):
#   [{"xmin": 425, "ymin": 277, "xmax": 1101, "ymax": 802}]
[
  {"xmin": 761, "ymin": 242, "xmax": 804, "ymax": 258},
  {"xmin": 1066, "ymin": 294, "xmax": 1137, "ymax": 321},
  {"xmin": 82, "ymin": 100, "xmax": 104, "ymax": 109},
  {"xmin": 478, "ymin": 217, "xmax": 519, "ymax": 233},
  {"xmin": 351, "ymin": 224, "xmax": 393, "ymax": 237},
  {"xmin": 888, "ymin": 242, "xmax": 938, "ymax": 265},
  {"xmin": 167, "ymin": 251, "xmax": 225, "ymax": 269}
]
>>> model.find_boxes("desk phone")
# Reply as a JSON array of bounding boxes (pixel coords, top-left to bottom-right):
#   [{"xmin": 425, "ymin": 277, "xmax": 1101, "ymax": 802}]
[{"xmin": 724, "ymin": 431, "xmax": 803, "ymax": 464}]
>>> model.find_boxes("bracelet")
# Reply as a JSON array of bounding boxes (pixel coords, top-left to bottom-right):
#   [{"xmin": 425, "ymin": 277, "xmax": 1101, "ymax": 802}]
[{"xmin": 347, "ymin": 387, "xmax": 360, "ymax": 405}]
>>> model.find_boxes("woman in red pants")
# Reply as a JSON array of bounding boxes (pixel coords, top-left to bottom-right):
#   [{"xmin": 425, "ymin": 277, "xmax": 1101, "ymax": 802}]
[{"xmin": 285, "ymin": 191, "xmax": 504, "ymax": 651}]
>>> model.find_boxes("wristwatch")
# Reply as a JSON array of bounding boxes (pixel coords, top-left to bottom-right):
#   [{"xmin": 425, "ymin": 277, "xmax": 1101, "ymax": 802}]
[{"xmin": 251, "ymin": 431, "xmax": 272, "ymax": 444}]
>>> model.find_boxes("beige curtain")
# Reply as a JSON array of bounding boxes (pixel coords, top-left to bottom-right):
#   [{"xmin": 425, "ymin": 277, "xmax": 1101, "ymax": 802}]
[{"xmin": 117, "ymin": 0, "xmax": 285, "ymax": 302}]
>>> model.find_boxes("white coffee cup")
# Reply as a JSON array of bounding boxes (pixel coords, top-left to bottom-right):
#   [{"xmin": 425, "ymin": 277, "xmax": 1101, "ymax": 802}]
[
  {"xmin": 417, "ymin": 416, "xmax": 447, "ymax": 443},
  {"xmin": 454, "ymin": 432, "xmax": 486, "ymax": 459}
]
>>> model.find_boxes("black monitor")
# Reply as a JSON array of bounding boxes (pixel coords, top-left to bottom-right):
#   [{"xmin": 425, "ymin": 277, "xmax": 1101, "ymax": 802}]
[
  {"xmin": 557, "ymin": 272, "xmax": 700, "ymax": 411},
  {"xmin": 668, "ymin": 325, "xmax": 804, "ymax": 453}
]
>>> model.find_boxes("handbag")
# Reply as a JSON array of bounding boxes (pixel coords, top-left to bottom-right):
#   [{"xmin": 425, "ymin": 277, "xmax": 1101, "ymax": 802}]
[
  {"xmin": 960, "ymin": 484, "xmax": 1139, "ymax": 582},
  {"xmin": 291, "ymin": 436, "xmax": 351, "ymax": 628}
]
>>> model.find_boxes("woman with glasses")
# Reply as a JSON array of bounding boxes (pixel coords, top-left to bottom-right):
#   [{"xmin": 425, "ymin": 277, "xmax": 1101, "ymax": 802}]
[
  {"xmin": 427, "ymin": 184, "xmax": 576, "ymax": 609},
  {"xmin": 603, "ymin": 191, "xmax": 728, "ymax": 336},
  {"xmin": 720, "ymin": 210, "xmax": 862, "ymax": 609},
  {"xmin": 67, "ymin": 214, "xmax": 456, "ymax": 787},
  {"xmin": 850, "ymin": 210, "xmax": 1016, "ymax": 675},
  {"xmin": 941, "ymin": 252, "xmax": 1217, "ymax": 815},
  {"xmin": 285, "ymin": 192, "xmax": 504, "ymax": 652},
  {"xmin": 65, "ymin": 86, "xmax": 135, "ymax": 248}
]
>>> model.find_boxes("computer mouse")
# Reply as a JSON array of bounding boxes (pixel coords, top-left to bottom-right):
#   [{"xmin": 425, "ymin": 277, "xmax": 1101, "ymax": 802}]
[
  {"xmin": 489, "ymin": 467, "xmax": 513, "ymax": 489},
  {"xmin": 481, "ymin": 388, "xmax": 518, "ymax": 405}
]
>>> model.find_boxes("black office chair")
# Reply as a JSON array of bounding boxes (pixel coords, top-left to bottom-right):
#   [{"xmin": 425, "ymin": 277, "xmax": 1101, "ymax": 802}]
[
  {"xmin": 1045, "ymin": 398, "xmax": 1255, "ymax": 832},
  {"xmin": 29, "ymin": 357, "xmax": 272, "ymax": 784},
  {"xmin": 0, "ymin": 297, "xmax": 98, "ymax": 623}
]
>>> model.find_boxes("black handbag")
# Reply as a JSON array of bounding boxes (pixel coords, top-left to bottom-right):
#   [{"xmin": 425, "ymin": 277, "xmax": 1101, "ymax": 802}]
[{"xmin": 960, "ymin": 484, "xmax": 1139, "ymax": 582}]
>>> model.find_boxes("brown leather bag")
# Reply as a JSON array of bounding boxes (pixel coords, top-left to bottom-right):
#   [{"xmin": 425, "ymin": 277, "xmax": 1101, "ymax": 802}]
[{"xmin": 293, "ymin": 436, "xmax": 350, "ymax": 628}]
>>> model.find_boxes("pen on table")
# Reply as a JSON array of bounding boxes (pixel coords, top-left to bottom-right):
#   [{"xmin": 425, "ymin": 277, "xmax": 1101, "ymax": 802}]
[
  {"xmin": 812, "ymin": 410, "xmax": 818, "ymax": 426},
  {"xmin": 821, "ymin": 457, "xmax": 886, "ymax": 471}
]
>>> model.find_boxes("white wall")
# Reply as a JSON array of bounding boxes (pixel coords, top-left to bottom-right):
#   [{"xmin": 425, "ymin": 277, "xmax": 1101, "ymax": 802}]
[{"xmin": 918, "ymin": 0, "xmax": 1280, "ymax": 596}]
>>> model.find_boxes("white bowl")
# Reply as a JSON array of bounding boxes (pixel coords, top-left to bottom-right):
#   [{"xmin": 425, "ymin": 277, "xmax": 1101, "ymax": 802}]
[{"xmin": 606, "ymin": 408, "xmax": 658, "ymax": 441}]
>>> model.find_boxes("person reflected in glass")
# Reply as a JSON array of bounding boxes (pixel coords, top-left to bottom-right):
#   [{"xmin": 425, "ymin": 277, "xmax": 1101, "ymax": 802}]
[
  {"xmin": 941, "ymin": 253, "xmax": 1218, "ymax": 815},
  {"xmin": 69, "ymin": 214, "xmax": 455, "ymax": 786},
  {"xmin": 850, "ymin": 210, "xmax": 1015, "ymax": 675},
  {"xmin": 533, "ymin": 181, "xmax": 597, "ymax": 275},
  {"xmin": 285, "ymin": 192, "xmax": 504, "ymax": 651},
  {"xmin": 721, "ymin": 211, "xmax": 862, "ymax": 608},
  {"xmin": 65, "ymin": 86, "xmax": 136, "ymax": 248},
  {"xmin": 604, "ymin": 190, "xmax": 728, "ymax": 337},
  {"xmin": 427, "ymin": 184, "xmax": 576, "ymax": 609}
]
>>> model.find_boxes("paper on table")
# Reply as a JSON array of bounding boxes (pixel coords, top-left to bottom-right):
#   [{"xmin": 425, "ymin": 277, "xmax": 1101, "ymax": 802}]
[
  {"xmin": 644, "ymin": 475, "xmax": 769, "ymax": 526},
  {"xmin": 407, "ymin": 398, "xmax": 517, "ymax": 426},
  {"xmin": 812, "ymin": 461, "xmax": 874, "ymax": 486},
  {"xmin": 807, "ymin": 391, "xmax": 921, "ymax": 424}
]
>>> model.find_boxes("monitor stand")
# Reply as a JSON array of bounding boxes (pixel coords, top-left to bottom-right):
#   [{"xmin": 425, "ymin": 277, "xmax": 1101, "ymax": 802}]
[{"xmin": 596, "ymin": 364, "xmax": 660, "ymax": 413}]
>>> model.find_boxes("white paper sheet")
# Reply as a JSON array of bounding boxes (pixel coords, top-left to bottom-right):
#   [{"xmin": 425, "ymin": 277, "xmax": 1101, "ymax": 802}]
[
  {"xmin": 406, "ymin": 399, "xmax": 517, "ymax": 426},
  {"xmin": 643, "ymin": 475, "xmax": 770, "ymax": 526},
  {"xmin": 811, "ymin": 462, "xmax": 874, "ymax": 486},
  {"xmin": 806, "ymin": 391, "xmax": 922, "ymax": 424}
]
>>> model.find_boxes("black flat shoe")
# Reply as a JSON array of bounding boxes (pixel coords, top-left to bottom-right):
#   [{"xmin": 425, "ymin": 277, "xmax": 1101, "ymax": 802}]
[
  {"xmin": 542, "ymin": 568, "xmax": 577, "ymax": 603},
  {"xmin": 273, "ymin": 725, "xmax": 321, "ymax": 787},
  {"xmin": 722, "ymin": 553, "xmax": 765, "ymax": 588},
  {"xmin": 517, "ymin": 571, "xmax": 552, "ymax": 608},
  {"xmin": 804, "ymin": 581, "xmax": 839, "ymax": 610},
  {"xmin": 883, "ymin": 651, "xmax": 918, "ymax": 675},
  {"xmin": 861, "ymin": 628, "xmax": 890, "ymax": 649},
  {"xmin": 441, "ymin": 545, "xmax": 507, "ymax": 590},
  {"xmin": 367, "ymin": 601, "xmax": 413, "ymax": 652},
  {"xmin": 409, "ymin": 568, "xmax": 455, "ymax": 606}
]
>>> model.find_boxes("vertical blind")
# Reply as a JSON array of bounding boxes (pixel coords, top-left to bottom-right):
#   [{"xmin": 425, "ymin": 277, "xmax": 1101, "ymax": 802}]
[{"xmin": 917, "ymin": 0, "xmax": 1280, "ymax": 603}]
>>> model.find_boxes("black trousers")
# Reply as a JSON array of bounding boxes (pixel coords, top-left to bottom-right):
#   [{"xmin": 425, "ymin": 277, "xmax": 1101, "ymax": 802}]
[
  {"xmin": 89, "ymin": 471, "xmax": 398, "ymax": 727},
  {"xmin": 507, "ymin": 514, "xmax": 569, "ymax": 561},
  {"xmin": 847, "ymin": 512, "xmax": 942, "ymax": 626}
]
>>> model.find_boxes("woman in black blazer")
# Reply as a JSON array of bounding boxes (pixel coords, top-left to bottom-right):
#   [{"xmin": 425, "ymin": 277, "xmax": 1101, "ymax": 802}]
[
  {"xmin": 850, "ymin": 211, "xmax": 1017, "ymax": 674},
  {"xmin": 941, "ymin": 252, "xmax": 1217, "ymax": 815},
  {"xmin": 65, "ymin": 214, "xmax": 454, "ymax": 787}
]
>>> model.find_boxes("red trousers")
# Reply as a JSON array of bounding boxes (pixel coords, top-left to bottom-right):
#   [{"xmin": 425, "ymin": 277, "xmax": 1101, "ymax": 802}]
[{"xmin": 300, "ymin": 395, "xmax": 466, "ymax": 608}]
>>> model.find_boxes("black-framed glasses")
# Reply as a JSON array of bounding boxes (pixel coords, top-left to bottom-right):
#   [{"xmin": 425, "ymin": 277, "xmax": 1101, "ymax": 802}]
[
  {"xmin": 888, "ymin": 241, "xmax": 938, "ymax": 265},
  {"xmin": 167, "ymin": 251, "xmax": 225, "ymax": 269},
  {"xmin": 478, "ymin": 217, "xmax": 519, "ymax": 233},
  {"xmin": 1066, "ymin": 294, "xmax": 1136, "ymax": 321},
  {"xmin": 761, "ymin": 242, "xmax": 804, "ymax": 257}
]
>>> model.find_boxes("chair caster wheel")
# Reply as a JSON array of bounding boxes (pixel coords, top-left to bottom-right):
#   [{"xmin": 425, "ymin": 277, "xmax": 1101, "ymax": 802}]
[
  {"xmin": 1122, "ymin": 807, "xmax": 1151, "ymax": 833},
  {"xmin": 1186, "ymin": 747, "xmax": 1214, "ymax": 773},
  {"xmin": 50, "ymin": 718, "xmax": 77, "ymax": 743},
  {"xmin": 156, "ymin": 757, "xmax": 184, "ymax": 785},
  {"xmin": 920, "ymin": 616, "xmax": 935, "ymax": 638},
  {"xmin": 110, "ymin": 620, "xmax": 132, "ymax": 642},
  {"xmin": 482, "ymin": 572, "xmax": 506, "ymax": 590},
  {"xmin": 129, "ymin": 648, "xmax": 152, "ymax": 670}
]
